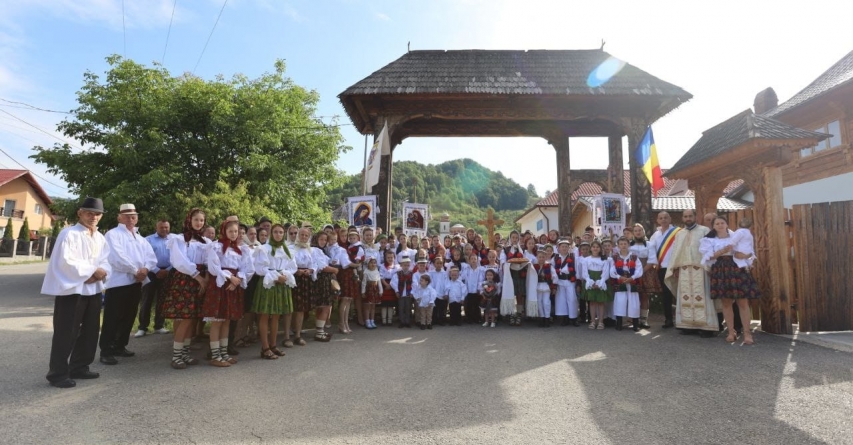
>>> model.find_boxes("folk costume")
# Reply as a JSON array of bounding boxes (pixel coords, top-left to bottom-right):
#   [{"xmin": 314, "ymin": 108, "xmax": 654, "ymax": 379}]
[
  {"xmin": 291, "ymin": 241, "xmax": 317, "ymax": 313},
  {"xmin": 700, "ymin": 234, "xmax": 761, "ymax": 301},
  {"xmin": 533, "ymin": 261, "xmax": 558, "ymax": 326},
  {"xmin": 430, "ymin": 267, "xmax": 449, "ymax": 325},
  {"xmin": 462, "ymin": 263, "xmax": 483, "ymax": 323},
  {"xmin": 252, "ymin": 240, "xmax": 296, "ymax": 315},
  {"xmin": 413, "ymin": 283, "xmax": 438, "ymax": 328},
  {"xmin": 203, "ymin": 228, "xmax": 254, "ymax": 322},
  {"xmin": 630, "ymin": 238, "xmax": 657, "ymax": 328},
  {"xmin": 647, "ymin": 225, "xmax": 682, "ymax": 327},
  {"xmin": 42, "ymin": 201, "xmax": 112, "ymax": 387},
  {"xmin": 665, "ymin": 224, "xmax": 718, "ymax": 332},
  {"xmin": 500, "ymin": 243, "xmax": 536, "ymax": 325},
  {"xmin": 390, "ymin": 264, "xmax": 415, "ymax": 327},
  {"xmin": 310, "ymin": 246, "xmax": 336, "ymax": 308},
  {"xmin": 377, "ymin": 259, "xmax": 400, "ymax": 325},
  {"xmin": 100, "ymin": 212, "xmax": 157, "ymax": 361},
  {"xmin": 340, "ymin": 239, "xmax": 364, "ymax": 300},
  {"xmin": 446, "ymin": 274, "xmax": 467, "ymax": 325},
  {"xmin": 552, "ymin": 245, "xmax": 580, "ymax": 323},
  {"xmin": 362, "ymin": 267, "xmax": 383, "ymax": 305},
  {"xmin": 610, "ymin": 251, "xmax": 643, "ymax": 331},
  {"xmin": 581, "ymin": 256, "xmax": 612, "ymax": 303}
]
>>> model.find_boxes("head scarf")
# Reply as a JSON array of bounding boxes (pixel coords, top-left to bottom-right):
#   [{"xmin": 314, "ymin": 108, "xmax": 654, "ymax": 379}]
[
  {"xmin": 268, "ymin": 224, "xmax": 292, "ymax": 257},
  {"xmin": 183, "ymin": 208, "xmax": 207, "ymax": 244},
  {"xmin": 218, "ymin": 220, "xmax": 243, "ymax": 256}
]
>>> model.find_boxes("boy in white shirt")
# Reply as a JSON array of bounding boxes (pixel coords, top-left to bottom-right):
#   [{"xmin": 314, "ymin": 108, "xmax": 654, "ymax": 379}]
[
  {"xmin": 446, "ymin": 265, "xmax": 467, "ymax": 326},
  {"xmin": 413, "ymin": 275, "xmax": 437, "ymax": 330}
]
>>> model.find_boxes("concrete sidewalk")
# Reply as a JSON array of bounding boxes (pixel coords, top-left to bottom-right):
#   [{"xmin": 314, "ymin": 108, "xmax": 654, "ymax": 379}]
[{"xmin": 772, "ymin": 328, "xmax": 853, "ymax": 353}]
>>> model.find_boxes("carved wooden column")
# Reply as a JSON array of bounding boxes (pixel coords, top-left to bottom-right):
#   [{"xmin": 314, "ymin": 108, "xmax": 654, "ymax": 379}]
[
  {"xmin": 607, "ymin": 135, "xmax": 624, "ymax": 195},
  {"xmin": 369, "ymin": 117, "xmax": 400, "ymax": 234},
  {"xmin": 625, "ymin": 121, "xmax": 653, "ymax": 232},
  {"xmin": 552, "ymin": 135, "xmax": 573, "ymax": 236}
]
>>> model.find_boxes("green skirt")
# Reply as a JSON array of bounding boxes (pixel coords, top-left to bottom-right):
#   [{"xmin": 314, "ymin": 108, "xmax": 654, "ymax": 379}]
[
  {"xmin": 252, "ymin": 283, "xmax": 293, "ymax": 315},
  {"xmin": 584, "ymin": 270, "xmax": 613, "ymax": 303}
]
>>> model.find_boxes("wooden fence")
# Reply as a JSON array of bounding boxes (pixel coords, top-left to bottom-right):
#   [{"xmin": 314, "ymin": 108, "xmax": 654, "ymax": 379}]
[{"xmin": 791, "ymin": 201, "xmax": 853, "ymax": 332}]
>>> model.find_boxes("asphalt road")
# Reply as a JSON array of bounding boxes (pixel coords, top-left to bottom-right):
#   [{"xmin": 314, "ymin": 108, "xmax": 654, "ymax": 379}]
[{"xmin": 1, "ymin": 263, "xmax": 851, "ymax": 445}]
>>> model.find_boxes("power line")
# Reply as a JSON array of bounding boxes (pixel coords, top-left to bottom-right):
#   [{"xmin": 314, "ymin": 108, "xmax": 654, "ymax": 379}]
[
  {"xmin": 0, "ymin": 109, "xmax": 82, "ymax": 150},
  {"xmin": 0, "ymin": 98, "xmax": 71, "ymax": 114},
  {"xmin": 193, "ymin": 0, "xmax": 228, "ymax": 74},
  {"xmin": 161, "ymin": 0, "xmax": 178, "ymax": 63},
  {"xmin": 0, "ymin": 146, "xmax": 69, "ymax": 191}
]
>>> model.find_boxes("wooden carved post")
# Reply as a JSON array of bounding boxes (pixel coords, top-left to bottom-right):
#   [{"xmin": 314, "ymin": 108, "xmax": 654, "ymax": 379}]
[
  {"xmin": 477, "ymin": 209, "xmax": 504, "ymax": 247},
  {"xmin": 607, "ymin": 135, "xmax": 624, "ymax": 195},
  {"xmin": 552, "ymin": 135, "xmax": 573, "ymax": 236},
  {"xmin": 369, "ymin": 117, "xmax": 400, "ymax": 234},
  {"xmin": 756, "ymin": 166, "xmax": 793, "ymax": 334},
  {"xmin": 626, "ymin": 121, "xmax": 652, "ymax": 233}
]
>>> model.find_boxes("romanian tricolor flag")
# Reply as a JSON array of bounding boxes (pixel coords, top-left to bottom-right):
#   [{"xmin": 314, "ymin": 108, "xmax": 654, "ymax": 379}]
[{"xmin": 635, "ymin": 126, "xmax": 665, "ymax": 197}]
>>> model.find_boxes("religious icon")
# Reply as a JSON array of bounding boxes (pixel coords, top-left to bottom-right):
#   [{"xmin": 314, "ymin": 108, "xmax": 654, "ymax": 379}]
[
  {"xmin": 603, "ymin": 197, "xmax": 622, "ymax": 223},
  {"xmin": 406, "ymin": 210, "xmax": 425, "ymax": 231},
  {"xmin": 353, "ymin": 203, "xmax": 373, "ymax": 227}
]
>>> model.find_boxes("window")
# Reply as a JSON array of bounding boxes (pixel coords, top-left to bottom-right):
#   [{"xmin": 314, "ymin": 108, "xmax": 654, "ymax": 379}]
[
  {"xmin": 2, "ymin": 200, "xmax": 15, "ymax": 217},
  {"xmin": 801, "ymin": 120, "xmax": 844, "ymax": 157},
  {"xmin": 536, "ymin": 219, "xmax": 544, "ymax": 231},
  {"xmin": 34, "ymin": 204, "xmax": 42, "ymax": 215}
]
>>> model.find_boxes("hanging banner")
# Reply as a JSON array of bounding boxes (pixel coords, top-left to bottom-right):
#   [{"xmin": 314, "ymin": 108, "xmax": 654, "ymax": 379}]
[
  {"xmin": 592, "ymin": 193, "xmax": 626, "ymax": 239},
  {"xmin": 402, "ymin": 202, "xmax": 429, "ymax": 238},
  {"xmin": 347, "ymin": 195, "xmax": 378, "ymax": 231}
]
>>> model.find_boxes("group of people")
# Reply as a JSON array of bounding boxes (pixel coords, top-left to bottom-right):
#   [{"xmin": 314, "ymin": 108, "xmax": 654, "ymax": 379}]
[{"xmin": 42, "ymin": 197, "xmax": 760, "ymax": 389}]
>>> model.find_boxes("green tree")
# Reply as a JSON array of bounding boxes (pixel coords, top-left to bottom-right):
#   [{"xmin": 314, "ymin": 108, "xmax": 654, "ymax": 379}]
[
  {"xmin": 17, "ymin": 217, "xmax": 30, "ymax": 241},
  {"xmin": 3, "ymin": 218, "xmax": 12, "ymax": 240},
  {"xmin": 51, "ymin": 220, "xmax": 62, "ymax": 238},
  {"xmin": 527, "ymin": 183, "xmax": 538, "ymax": 197},
  {"xmin": 32, "ymin": 56, "xmax": 348, "ymax": 233}
]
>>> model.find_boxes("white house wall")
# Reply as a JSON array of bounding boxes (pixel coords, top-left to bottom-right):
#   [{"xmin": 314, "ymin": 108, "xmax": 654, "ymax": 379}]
[{"xmin": 783, "ymin": 171, "xmax": 853, "ymax": 207}]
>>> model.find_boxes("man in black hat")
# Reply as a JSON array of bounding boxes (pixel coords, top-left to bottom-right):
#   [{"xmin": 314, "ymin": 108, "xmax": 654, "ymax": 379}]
[{"xmin": 41, "ymin": 197, "xmax": 112, "ymax": 388}]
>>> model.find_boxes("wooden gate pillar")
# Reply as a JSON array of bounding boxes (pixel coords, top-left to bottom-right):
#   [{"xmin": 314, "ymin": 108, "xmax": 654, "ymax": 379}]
[
  {"xmin": 551, "ymin": 135, "xmax": 573, "ymax": 236},
  {"xmin": 625, "ymin": 121, "xmax": 653, "ymax": 233},
  {"xmin": 369, "ymin": 116, "xmax": 401, "ymax": 234},
  {"xmin": 607, "ymin": 135, "xmax": 624, "ymax": 195}
]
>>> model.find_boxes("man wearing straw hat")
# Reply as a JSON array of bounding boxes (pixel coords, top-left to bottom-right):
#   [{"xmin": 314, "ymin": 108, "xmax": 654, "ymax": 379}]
[
  {"xmin": 98, "ymin": 203, "xmax": 157, "ymax": 365},
  {"xmin": 42, "ymin": 197, "xmax": 111, "ymax": 388}
]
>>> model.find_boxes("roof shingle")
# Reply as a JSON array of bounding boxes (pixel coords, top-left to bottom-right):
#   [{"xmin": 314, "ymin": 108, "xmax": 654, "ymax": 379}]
[{"xmin": 764, "ymin": 50, "xmax": 853, "ymax": 118}]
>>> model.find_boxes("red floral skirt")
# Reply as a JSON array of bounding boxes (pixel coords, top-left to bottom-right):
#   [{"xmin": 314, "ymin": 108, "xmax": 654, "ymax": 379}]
[
  {"xmin": 709, "ymin": 256, "xmax": 761, "ymax": 300},
  {"xmin": 202, "ymin": 269, "xmax": 245, "ymax": 321},
  {"xmin": 640, "ymin": 265, "xmax": 663, "ymax": 296},
  {"xmin": 363, "ymin": 280, "xmax": 382, "ymax": 305},
  {"xmin": 161, "ymin": 267, "xmax": 205, "ymax": 319},
  {"xmin": 339, "ymin": 267, "xmax": 360, "ymax": 299}
]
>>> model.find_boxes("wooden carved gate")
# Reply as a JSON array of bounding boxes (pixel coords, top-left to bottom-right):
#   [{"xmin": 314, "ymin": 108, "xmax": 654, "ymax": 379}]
[{"xmin": 791, "ymin": 201, "xmax": 853, "ymax": 332}]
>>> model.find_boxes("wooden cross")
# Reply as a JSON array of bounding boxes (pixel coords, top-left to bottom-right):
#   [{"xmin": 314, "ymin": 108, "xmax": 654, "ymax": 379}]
[{"xmin": 477, "ymin": 208, "xmax": 504, "ymax": 247}]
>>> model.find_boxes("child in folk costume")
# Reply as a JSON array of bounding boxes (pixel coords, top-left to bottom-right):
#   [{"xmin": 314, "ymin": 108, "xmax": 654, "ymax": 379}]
[
  {"xmin": 533, "ymin": 250, "xmax": 558, "ymax": 327},
  {"xmin": 163, "ymin": 208, "xmax": 211, "ymax": 369},
  {"xmin": 481, "ymin": 249, "xmax": 502, "ymax": 283},
  {"xmin": 500, "ymin": 231, "xmax": 535, "ymax": 326},
  {"xmin": 472, "ymin": 236, "xmax": 489, "ymax": 266},
  {"xmin": 600, "ymin": 238, "xmax": 616, "ymax": 325},
  {"xmin": 413, "ymin": 274, "xmax": 437, "ymax": 330},
  {"xmin": 732, "ymin": 218, "xmax": 756, "ymax": 269},
  {"xmin": 378, "ymin": 250, "xmax": 400, "ymax": 326},
  {"xmin": 553, "ymin": 239, "xmax": 580, "ymax": 326},
  {"xmin": 481, "ymin": 269, "xmax": 501, "ymax": 327},
  {"xmin": 582, "ymin": 240, "xmax": 612, "ymax": 330},
  {"xmin": 338, "ymin": 230, "xmax": 364, "ymax": 335},
  {"xmin": 204, "ymin": 220, "xmax": 254, "ymax": 367},
  {"xmin": 430, "ymin": 256, "xmax": 449, "ymax": 326},
  {"xmin": 361, "ymin": 258, "xmax": 382, "ymax": 329},
  {"xmin": 611, "ymin": 237, "xmax": 643, "ymax": 332},
  {"xmin": 447, "ymin": 246, "xmax": 467, "ymax": 273},
  {"xmin": 285, "ymin": 227, "xmax": 317, "ymax": 347},
  {"xmin": 253, "ymin": 224, "xmax": 296, "ymax": 360},
  {"xmin": 396, "ymin": 234, "xmax": 416, "ymax": 265},
  {"xmin": 446, "ymin": 265, "xmax": 467, "ymax": 326},
  {"xmin": 462, "ymin": 253, "xmax": 484, "ymax": 323},
  {"xmin": 390, "ymin": 257, "xmax": 415, "ymax": 328},
  {"xmin": 576, "ymin": 241, "xmax": 591, "ymax": 323},
  {"xmin": 310, "ymin": 232, "xmax": 338, "ymax": 342},
  {"xmin": 358, "ymin": 227, "xmax": 381, "ymax": 327},
  {"xmin": 523, "ymin": 237, "xmax": 538, "ymax": 263},
  {"xmin": 631, "ymin": 224, "xmax": 656, "ymax": 329}
]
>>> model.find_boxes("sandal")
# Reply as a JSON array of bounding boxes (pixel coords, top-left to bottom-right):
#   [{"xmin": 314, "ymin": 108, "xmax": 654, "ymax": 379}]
[
  {"xmin": 270, "ymin": 347, "xmax": 286, "ymax": 357},
  {"xmin": 282, "ymin": 339, "xmax": 294, "ymax": 348},
  {"xmin": 294, "ymin": 337, "xmax": 307, "ymax": 346},
  {"xmin": 261, "ymin": 347, "xmax": 278, "ymax": 360},
  {"xmin": 234, "ymin": 338, "xmax": 248, "ymax": 348},
  {"xmin": 170, "ymin": 359, "xmax": 187, "ymax": 370},
  {"xmin": 742, "ymin": 336, "xmax": 755, "ymax": 345},
  {"xmin": 314, "ymin": 332, "xmax": 333, "ymax": 342}
]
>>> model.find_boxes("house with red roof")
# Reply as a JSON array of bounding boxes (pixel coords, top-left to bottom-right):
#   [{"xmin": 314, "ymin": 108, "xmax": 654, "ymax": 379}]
[{"xmin": 0, "ymin": 169, "xmax": 55, "ymax": 238}]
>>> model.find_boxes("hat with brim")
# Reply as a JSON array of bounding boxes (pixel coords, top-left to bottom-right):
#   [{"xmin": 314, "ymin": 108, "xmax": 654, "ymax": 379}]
[
  {"xmin": 557, "ymin": 239, "xmax": 572, "ymax": 246},
  {"xmin": 399, "ymin": 257, "xmax": 412, "ymax": 264},
  {"xmin": 119, "ymin": 203, "xmax": 138, "ymax": 215},
  {"xmin": 79, "ymin": 197, "xmax": 105, "ymax": 214}
]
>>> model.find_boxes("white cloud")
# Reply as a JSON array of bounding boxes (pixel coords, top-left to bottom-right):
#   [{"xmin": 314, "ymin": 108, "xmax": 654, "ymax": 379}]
[{"xmin": 375, "ymin": 12, "xmax": 390, "ymax": 21}]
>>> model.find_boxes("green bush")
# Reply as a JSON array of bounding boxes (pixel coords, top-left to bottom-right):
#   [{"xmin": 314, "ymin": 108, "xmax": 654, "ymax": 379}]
[
  {"xmin": 3, "ymin": 218, "xmax": 12, "ymax": 240},
  {"xmin": 18, "ymin": 217, "xmax": 30, "ymax": 242}
]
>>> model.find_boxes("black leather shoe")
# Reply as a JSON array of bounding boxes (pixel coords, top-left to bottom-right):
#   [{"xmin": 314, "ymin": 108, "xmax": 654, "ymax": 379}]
[
  {"xmin": 69, "ymin": 370, "xmax": 100, "ymax": 379},
  {"xmin": 662, "ymin": 321, "xmax": 674, "ymax": 329},
  {"xmin": 99, "ymin": 355, "xmax": 118, "ymax": 365},
  {"xmin": 114, "ymin": 348, "xmax": 135, "ymax": 357},
  {"xmin": 50, "ymin": 378, "xmax": 76, "ymax": 388}
]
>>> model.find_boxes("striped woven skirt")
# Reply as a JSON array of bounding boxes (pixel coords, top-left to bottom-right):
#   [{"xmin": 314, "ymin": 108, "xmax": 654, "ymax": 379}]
[{"xmin": 311, "ymin": 271, "xmax": 335, "ymax": 307}]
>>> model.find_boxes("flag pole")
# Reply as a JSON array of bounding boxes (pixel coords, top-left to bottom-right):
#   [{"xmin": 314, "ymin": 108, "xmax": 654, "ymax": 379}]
[{"xmin": 362, "ymin": 133, "xmax": 369, "ymax": 195}]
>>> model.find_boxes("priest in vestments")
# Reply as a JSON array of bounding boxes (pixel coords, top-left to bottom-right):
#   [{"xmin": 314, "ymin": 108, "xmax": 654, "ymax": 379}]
[{"xmin": 664, "ymin": 210, "xmax": 717, "ymax": 336}]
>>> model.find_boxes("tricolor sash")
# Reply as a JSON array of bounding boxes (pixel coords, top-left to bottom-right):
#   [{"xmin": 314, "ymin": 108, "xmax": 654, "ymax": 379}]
[{"xmin": 656, "ymin": 226, "xmax": 681, "ymax": 264}]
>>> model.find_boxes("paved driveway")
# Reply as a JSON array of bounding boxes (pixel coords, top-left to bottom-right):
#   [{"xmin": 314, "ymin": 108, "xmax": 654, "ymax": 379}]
[{"xmin": 1, "ymin": 263, "xmax": 851, "ymax": 444}]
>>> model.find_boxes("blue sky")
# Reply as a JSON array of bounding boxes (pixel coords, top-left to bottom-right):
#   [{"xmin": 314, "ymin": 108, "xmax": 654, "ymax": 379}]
[{"xmin": 1, "ymin": 0, "xmax": 852, "ymax": 200}]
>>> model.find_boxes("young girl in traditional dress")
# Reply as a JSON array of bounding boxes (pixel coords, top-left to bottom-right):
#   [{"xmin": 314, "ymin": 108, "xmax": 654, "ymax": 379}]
[
  {"xmin": 286, "ymin": 227, "xmax": 316, "ymax": 347},
  {"xmin": 253, "ymin": 224, "xmax": 296, "ymax": 360},
  {"xmin": 611, "ymin": 237, "xmax": 643, "ymax": 332},
  {"xmin": 481, "ymin": 269, "xmax": 500, "ymax": 328},
  {"xmin": 310, "ymin": 232, "xmax": 338, "ymax": 341},
  {"xmin": 338, "ymin": 230, "xmax": 363, "ymax": 335},
  {"xmin": 378, "ymin": 250, "xmax": 400, "ymax": 327},
  {"xmin": 582, "ymin": 240, "xmax": 612, "ymax": 330},
  {"xmin": 481, "ymin": 249, "xmax": 502, "ymax": 287},
  {"xmin": 361, "ymin": 257, "xmax": 382, "ymax": 329},
  {"xmin": 472, "ymin": 236, "xmax": 489, "ymax": 266},
  {"xmin": 500, "ymin": 231, "xmax": 528, "ymax": 326},
  {"xmin": 162, "ymin": 208, "xmax": 210, "ymax": 369},
  {"xmin": 447, "ymin": 246, "xmax": 467, "ymax": 272},
  {"xmin": 204, "ymin": 220, "xmax": 254, "ymax": 367},
  {"xmin": 553, "ymin": 239, "xmax": 580, "ymax": 326},
  {"xmin": 631, "ymin": 224, "xmax": 656, "ymax": 329},
  {"xmin": 701, "ymin": 217, "xmax": 760, "ymax": 345},
  {"xmin": 533, "ymin": 250, "xmax": 557, "ymax": 327}
]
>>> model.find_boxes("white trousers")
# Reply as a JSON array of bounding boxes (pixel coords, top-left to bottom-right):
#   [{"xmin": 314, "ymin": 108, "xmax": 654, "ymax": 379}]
[
  {"xmin": 537, "ymin": 290, "xmax": 551, "ymax": 318},
  {"xmin": 554, "ymin": 282, "xmax": 578, "ymax": 318},
  {"xmin": 613, "ymin": 291, "xmax": 640, "ymax": 318}
]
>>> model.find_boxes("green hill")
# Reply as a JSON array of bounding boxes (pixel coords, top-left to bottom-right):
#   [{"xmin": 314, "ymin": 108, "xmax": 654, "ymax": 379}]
[{"xmin": 325, "ymin": 159, "xmax": 538, "ymax": 235}]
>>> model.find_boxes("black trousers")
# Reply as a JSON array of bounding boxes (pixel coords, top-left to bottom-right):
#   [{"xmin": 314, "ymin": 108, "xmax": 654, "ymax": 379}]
[
  {"xmin": 432, "ymin": 298, "xmax": 448, "ymax": 325},
  {"xmin": 137, "ymin": 273, "xmax": 166, "ymax": 331},
  {"xmin": 449, "ymin": 302, "xmax": 462, "ymax": 324},
  {"xmin": 99, "ymin": 283, "xmax": 142, "ymax": 355},
  {"xmin": 463, "ymin": 293, "xmax": 481, "ymax": 323},
  {"xmin": 658, "ymin": 267, "xmax": 673, "ymax": 323},
  {"xmin": 47, "ymin": 294, "xmax": 101, "ymax": 383}
]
